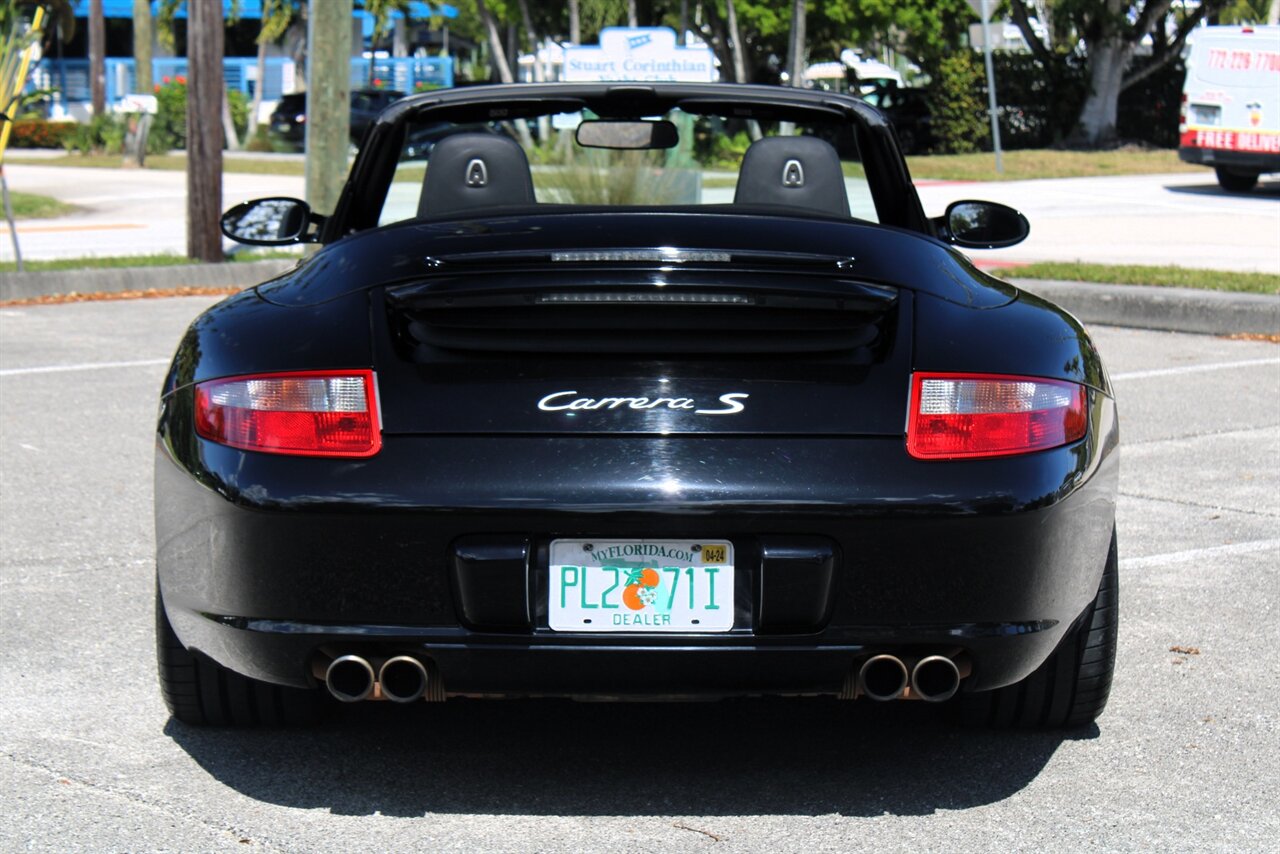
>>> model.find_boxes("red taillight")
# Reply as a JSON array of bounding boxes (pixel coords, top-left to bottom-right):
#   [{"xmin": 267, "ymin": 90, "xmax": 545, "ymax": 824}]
[
  {"xmin": 907, "ymin": 372, "xmax": 1087, "ymax": 460},
  {"xmin": 194, "ymin": 370, "xmax": 380, "ymax": 457}
]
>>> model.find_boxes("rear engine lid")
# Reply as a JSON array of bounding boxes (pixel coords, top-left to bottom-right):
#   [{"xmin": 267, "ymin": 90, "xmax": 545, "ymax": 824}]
[{"xmin": 374, "ymin": 270, "xmax": 912, "ymax": 437}]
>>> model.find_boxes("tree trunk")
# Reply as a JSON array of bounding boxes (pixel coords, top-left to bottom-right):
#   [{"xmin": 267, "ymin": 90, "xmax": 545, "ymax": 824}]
[
  {"xmin": 725, "ymin": 0, "xmax": 746, "ymax": 83},
  {"xmin": 89, "ymin": 0, "xmax": 105, "ymax": 115},
  {"xmin": 222, "ymin": 88, "xmax": 241, "ymax": 151},
  {"xmin": 186, "ymin": 0, "xmax": 224, "ymax": 263},
  {"xmin": 518, "ymin": 0, "xmax": 549, "ymax": 141},
  {"xmin": 305, "ymin": 0, "xmax": 352, "ymax": 218},
  {"xmin": 244, "ymin": 37, "xmax": 267, "ymax": 147},
  {"xmin": 628, "ymin": 0, "xmax": 638, "ymax": 28},
  {"xmin": 1072, "ymin": 39, "xmax": 1135, "ymax": 147},
  {"xmin": 568, "ymin": 0, "xmax": 580, "ymax": 44},
  {"xmin": 476, "ymin": 0, "xmax": 512, "ymax": 82},
  {"xmin": 133, "ymin": 0, "xmax": 153, "ymax": 93},
  {"xmin": 725, "ymin": 0, "xmax": 760, "ymax": 140},
  {"xmin": 475, "ymin": 0, "xmax": 533, "ymax": 148}
]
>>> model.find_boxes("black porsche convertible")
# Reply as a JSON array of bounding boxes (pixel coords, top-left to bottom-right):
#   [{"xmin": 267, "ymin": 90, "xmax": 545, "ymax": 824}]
[{"xmin": 155, "ymin": 82, "xmax": 1119, "ymax": 729}]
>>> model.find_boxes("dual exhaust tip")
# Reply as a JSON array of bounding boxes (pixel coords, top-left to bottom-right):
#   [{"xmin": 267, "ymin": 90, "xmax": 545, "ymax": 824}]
[
  {"xmin": 328, "ymin": 651, "xmax": 957, "ymax": 704},
  {"xmin": 325, "ymin": 655, "xmax": 429, "ymax": 703},
  {"xmin": 858, "ymin": 654, "xmax": 961, "ymax": 703}
]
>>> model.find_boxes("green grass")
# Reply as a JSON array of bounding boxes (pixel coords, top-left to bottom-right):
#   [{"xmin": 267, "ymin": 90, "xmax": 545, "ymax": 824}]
[
  {"xmin": 5, "ymin": 191, "xmax": 76, "ymax": 219},
  {"xmin": 990, "ymin": 261, "xmax": 1280, "ymax": 295},
  {"xmin": 905, "ymin": 148, "xmax": 1203, "ymax": 182},
  {"xmin": 5, "ymin": 153, "xmax": 311, "ymax": 176},
  {"xmin": 0, "ymin": 250, "xmax": 300, "ymax": 274}
]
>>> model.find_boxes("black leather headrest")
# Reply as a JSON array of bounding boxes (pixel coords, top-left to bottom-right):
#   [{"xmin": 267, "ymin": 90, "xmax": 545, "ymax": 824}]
[
  {"xmin": 733, "ymin": 136, "xmax": 850, "ymax": 217},
  {"xmin": 418, "ymin": 132, "xmax": 536, "ymax": 219}
]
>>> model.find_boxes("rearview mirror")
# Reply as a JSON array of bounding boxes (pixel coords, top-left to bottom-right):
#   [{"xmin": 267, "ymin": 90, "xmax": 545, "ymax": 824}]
[
  {"xmin": 575, "ymin": 120, "xmax": 679, "ymax": 150},
  {"xmin": 220, "ymin": 197, "xmax": 315, "ymax": 245},
  {"xmin": 936, "ymin": 200, "xmax": 1030, "ymax": 249}
]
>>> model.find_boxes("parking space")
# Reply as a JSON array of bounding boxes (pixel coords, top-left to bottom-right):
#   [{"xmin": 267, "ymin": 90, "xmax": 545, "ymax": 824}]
[{"xmin": 1, "ymin": 297, "xmax": 1277, "ymax": 851}]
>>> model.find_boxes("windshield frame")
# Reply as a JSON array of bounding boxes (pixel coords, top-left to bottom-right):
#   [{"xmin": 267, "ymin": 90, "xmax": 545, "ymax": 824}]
[{"xmin": 324, "ymin": 82, "xmax": 930, "ymax": 243}]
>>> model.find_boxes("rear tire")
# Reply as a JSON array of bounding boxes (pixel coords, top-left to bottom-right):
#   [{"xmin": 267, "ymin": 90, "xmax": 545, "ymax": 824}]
[
  {"xmin": 155, "ymin": 587, "xmax": 321, "ymax": 726},
  {"xmin": 1215, "ymin": 167, "xmax": 1259, "ymax": 192},
  {"xmin": 960, "ymin": 529, "xmax": 1119, "ymax": 729}
]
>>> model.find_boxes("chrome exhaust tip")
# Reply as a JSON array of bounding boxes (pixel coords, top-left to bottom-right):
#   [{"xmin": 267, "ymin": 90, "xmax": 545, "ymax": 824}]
[
  {"xmin": 859, "ymin": 654, "xmax": 909, "ymax": 701},
  {"xmin": 911, "ymin": 655, "xmax": 961, "ymax": 703},
  {"xmin": 325, "ymin": 655, "xmax": 376, "ymax": 703},
  {"xmin": 379, "ymin": 656, "xmax": 429, "ymax": 703}
]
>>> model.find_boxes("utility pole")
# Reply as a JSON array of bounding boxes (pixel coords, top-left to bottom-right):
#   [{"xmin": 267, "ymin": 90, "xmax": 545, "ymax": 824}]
[
  {"xmin": 306, "ymin": 0, "xmax": 352, "ymax": 219},
  {"xmin": 786, "ymin": 0, "xmax": 805, "ymax": 87},
  {"xmin": 187, "ymin": 0, "xmax": 225, "ymax": 262}
]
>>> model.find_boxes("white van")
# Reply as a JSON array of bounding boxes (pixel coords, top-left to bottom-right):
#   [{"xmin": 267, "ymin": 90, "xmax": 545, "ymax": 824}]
[{"xmin": 1179, "ymin": 25, "xmax": 1280, "ymax": 191}]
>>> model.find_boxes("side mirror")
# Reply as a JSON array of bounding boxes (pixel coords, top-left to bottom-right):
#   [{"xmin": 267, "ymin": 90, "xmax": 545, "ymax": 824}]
[
  {"xmin": 220, "ymin": 197, "xmax": 317, "ymax": 245},
  {"xmin": 934, "ymin": 200, "xmax": 1030, "ymax": 249}
]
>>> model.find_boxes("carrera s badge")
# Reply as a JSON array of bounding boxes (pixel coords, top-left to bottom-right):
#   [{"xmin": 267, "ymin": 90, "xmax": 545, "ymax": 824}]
[{"xmin": 537, "ymin": 391, "xmax": 749, "ymax": 415}]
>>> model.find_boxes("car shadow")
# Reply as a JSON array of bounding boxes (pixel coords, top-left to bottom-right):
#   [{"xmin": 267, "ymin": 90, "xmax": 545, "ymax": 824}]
[
  {"xmin": 164, "ymin": 697, "xmax": 1094, "ymax": 817},
  {"xmin": 1165, "ymin": 180, "xmax": 1280, "ymax": 200}
]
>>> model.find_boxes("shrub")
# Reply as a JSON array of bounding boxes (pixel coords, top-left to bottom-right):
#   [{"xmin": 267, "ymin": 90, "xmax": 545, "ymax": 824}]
[
  {"xmin": 6, "ymin": 119, "xmax": 78, "ymax": 148},
  {"xmin": 62, "ymin": 114, "xmax": 128, "ymax": 155},
  {"xmin": 150, "ymin": 76, "xmax": 188, "ymax": 152},
  {"xmin": 245, "ymin": 125, "xmax": 274, "ymax": 152},
  {"xmin": 929, "ymin": 52, "xmax": 989, "ymax": 154},
  {"xmin": 146, "ymin": 76, "xmax": 248, "ymax": 152}
]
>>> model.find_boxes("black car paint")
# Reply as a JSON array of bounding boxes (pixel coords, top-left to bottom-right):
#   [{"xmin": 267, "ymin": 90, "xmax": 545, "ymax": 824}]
[{"xmin": 157, "ymin": 82, "xmax": 1119, "ymax": 702}]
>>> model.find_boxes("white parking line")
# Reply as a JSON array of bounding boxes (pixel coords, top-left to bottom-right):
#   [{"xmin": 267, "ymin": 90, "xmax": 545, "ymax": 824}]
[
  {"xmin": 0, "ymin": 358, "xmax": 169, "ymax": 377},
  {"xmin": 1112, "ymin": 358, "xmax": 1280, "ymax": 381},
  {"xmin": 1122, "ymin": 538, "xmax": 1280, "ymax": 570}
]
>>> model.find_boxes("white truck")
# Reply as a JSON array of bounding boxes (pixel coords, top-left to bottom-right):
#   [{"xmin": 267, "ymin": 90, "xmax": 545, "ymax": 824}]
[{"xmin": 1179, "ymin": 25, "xmax": 1280, "ymax": 192}]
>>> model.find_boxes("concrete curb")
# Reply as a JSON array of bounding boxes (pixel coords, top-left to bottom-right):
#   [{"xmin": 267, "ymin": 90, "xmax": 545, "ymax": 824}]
[
  {"xmin": 1009, "ymin": 279, "xmax": 1279, "ymax": 336},
  {"xmin": 0, "ymin": 259, "xmax": 297, "ymax": 302},
  {"xmin": 2, "ymin": 263, "xmax": 1276, "ymax": 336}
]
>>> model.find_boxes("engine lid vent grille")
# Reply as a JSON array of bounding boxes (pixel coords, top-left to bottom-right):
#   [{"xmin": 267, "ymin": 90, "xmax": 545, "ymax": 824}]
[{"xmin": 387, "ymin": 276, "xmax": 897, "ymax": 356}]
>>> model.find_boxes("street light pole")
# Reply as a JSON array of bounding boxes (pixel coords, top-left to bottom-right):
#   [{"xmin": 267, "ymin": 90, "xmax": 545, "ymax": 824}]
[{"xmin": 979, "ymin": 0, "xmax": 1004, "ymax": 174}]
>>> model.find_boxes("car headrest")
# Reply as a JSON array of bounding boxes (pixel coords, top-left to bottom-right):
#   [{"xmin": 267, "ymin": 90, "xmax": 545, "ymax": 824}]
[
  {"xmin": 733, "ymin": 136, "xmax": 850, "ymax": 218},
  {"xmin": 418, "ymin": 132, "xmax": 536, "ymax": 219}
]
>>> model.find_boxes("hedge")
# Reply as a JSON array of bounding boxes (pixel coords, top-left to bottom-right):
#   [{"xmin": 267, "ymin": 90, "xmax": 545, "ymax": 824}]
[{"xmin": 4, "ymin": 119, "xmax": 79, "ymax": 149}]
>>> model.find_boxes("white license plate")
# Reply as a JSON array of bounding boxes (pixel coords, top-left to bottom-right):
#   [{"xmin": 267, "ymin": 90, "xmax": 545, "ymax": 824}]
[{"xmin": 549, "ymin": 539, "xmax": 734, "ymax": 633}]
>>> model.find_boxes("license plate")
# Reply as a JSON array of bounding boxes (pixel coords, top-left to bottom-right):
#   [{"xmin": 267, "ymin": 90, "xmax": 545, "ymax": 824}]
[{"xmin": 549, "ymin": 539, "xmax": 734, "ymax": 633}]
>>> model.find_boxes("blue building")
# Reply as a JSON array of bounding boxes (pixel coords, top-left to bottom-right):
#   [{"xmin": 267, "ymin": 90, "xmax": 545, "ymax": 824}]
[{"xmin": 33, "ymin": 1, "xmax": 456, "ymax": 120}]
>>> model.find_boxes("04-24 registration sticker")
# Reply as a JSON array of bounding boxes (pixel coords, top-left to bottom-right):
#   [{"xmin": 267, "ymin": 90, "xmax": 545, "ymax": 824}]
[{"xmin": 548, "ymin": 539, "xmax": 734, "ymax": 633}]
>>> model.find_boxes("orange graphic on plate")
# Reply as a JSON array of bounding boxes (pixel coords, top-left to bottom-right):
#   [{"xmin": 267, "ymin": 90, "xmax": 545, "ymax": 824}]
[{"xmin": 622, "ymin": 567, "xmax": 660, "ymax": 610}]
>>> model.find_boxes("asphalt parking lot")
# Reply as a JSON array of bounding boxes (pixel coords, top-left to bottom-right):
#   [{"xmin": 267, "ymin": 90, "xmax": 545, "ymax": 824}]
[{"xmin": 1, "ymin": 296, "xmax": 1278, "ymax": 852}]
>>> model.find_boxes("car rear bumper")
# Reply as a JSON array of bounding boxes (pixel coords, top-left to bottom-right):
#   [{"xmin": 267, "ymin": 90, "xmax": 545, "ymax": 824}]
[
  {"xmin": 1178, "ymin": 145, "xmax": 1280, "ymax": 173},
  {"xmin": 156, "ymin": 398, "xmax": 1118, "ymax": 698}
]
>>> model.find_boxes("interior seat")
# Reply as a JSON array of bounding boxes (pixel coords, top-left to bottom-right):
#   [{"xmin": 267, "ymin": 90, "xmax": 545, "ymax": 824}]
[
  {"xmin": 418, "ymin": 132, "xmax": 536, "ymax": 218},
  {"xmin": 733, "ymin": 136, "xmax": 850, "ymax": 217}
]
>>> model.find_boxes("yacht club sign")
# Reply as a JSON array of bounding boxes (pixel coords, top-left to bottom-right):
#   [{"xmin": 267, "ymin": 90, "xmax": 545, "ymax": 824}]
[{"xmin": 562, "ymin": 27, "xmax": 718, "ymax": 83}]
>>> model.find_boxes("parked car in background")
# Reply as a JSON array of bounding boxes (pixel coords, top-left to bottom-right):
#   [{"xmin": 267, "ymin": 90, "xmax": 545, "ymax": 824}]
[
  {"xmin": 269, "ymin": 88, "xmax": 405, "ymax": 149},
  {"xmin": 861, "ymin": 84, "xmax": 934, "ymax": 155},
  {"xmin": 1179, "ymin": 25, "xmax": 1280, "ymax": 192}
]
